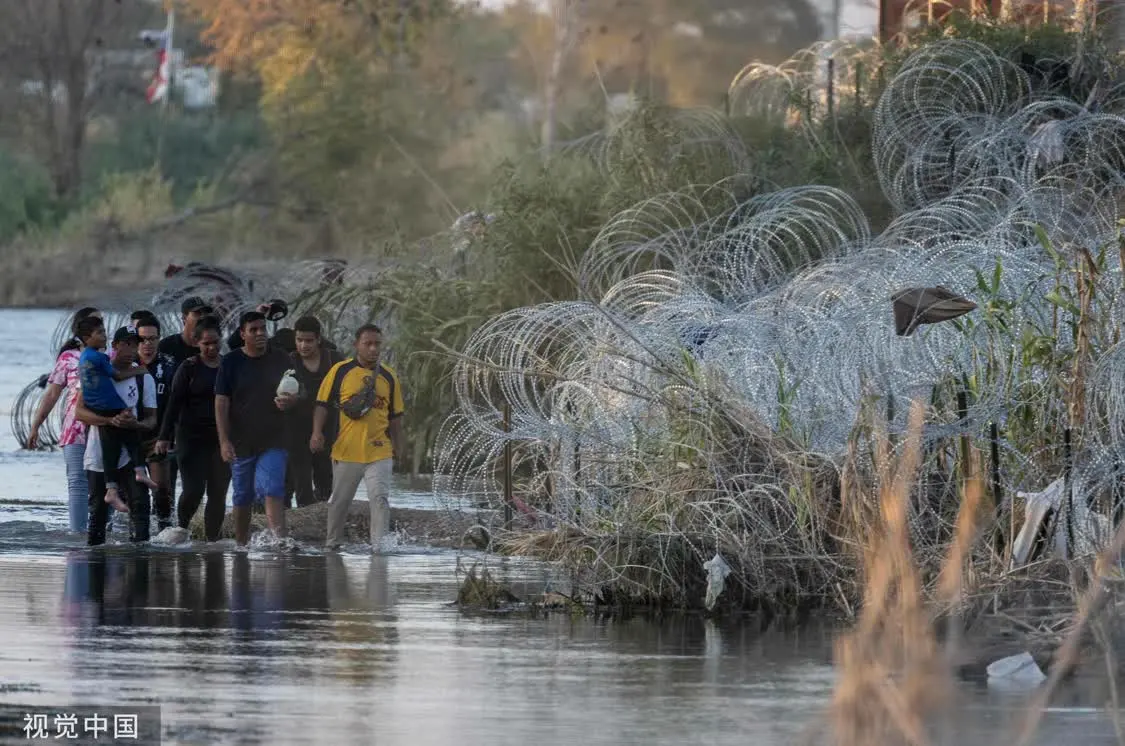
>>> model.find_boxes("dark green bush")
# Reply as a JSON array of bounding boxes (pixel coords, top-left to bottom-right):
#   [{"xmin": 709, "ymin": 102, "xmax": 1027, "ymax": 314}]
[
  {"xmin": 83, "ymin": 109, "xmax": 266, "ymax": 204},
  {"xmin": 0, "ymin": 150, "xmax": 63, "ymax": 241}
]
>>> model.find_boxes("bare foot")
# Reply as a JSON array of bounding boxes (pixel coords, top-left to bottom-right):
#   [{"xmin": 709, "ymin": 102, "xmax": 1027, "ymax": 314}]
[
  {"xmin": 104, "ymin": 488, "xmax": 129, "ymax": 513},
  {"xmin": 136, "ymin": 470, "xmax": 159, "ymax": 489}
]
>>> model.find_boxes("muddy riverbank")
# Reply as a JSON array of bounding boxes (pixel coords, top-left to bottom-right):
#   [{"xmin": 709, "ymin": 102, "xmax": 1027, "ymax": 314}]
[{"xmin": 189, "ymin": 500, "xmax": 492, "ymax": 550}]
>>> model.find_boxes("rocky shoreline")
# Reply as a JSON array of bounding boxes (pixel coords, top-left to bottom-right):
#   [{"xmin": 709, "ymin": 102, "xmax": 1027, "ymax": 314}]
[{"xmin": 188, "ymin": 499, "xmax": 494, "ymax": 550}]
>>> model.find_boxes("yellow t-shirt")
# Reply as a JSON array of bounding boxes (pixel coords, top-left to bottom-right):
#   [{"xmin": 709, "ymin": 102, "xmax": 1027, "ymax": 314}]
[{"xmin": 316, "ymin": 359, "xmax": 404, "ymax": 464}]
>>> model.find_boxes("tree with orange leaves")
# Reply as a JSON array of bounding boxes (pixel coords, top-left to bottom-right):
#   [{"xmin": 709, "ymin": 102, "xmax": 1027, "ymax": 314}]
[
  {"xmin": 179, "ymin": 0, "xmax": 466, "ymax": 240},
  {"xmin": 183, "ymin": 0, "xmax": 453, "ymax": 97}
]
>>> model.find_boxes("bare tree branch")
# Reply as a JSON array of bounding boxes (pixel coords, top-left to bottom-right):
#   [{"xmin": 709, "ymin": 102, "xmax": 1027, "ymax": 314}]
[{"xmin": 0, "ymin": 0, "xmax": 149, "ymax": 198}]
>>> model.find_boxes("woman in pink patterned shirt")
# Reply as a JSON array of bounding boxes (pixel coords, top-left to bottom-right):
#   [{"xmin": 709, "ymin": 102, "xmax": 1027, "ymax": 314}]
[{"xmin": 27, "ymin": 307, "xmax": 102, "ymax": 532}]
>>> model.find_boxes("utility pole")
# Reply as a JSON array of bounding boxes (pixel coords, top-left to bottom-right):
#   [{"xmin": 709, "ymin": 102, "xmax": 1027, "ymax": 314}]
[{"xmin": 541, "ymin": 0, "xmax": 581, "ymax": 156}]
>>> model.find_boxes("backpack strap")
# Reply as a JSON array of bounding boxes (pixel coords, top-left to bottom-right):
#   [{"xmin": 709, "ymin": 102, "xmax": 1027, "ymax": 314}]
[
  {"xmin": 327, "ymin": 360, "xmax": 361, "ymax": 407},
  {"xmin": 134, "ymin": 370, "xmax": 146, "ymax": 418},
  {"xmin": 377, "ymin": 364, "xmax": 398, "ymax": 417},
  {"xmin": 322, "ymin": 359, "xmax": 360, "ymax": 446}
]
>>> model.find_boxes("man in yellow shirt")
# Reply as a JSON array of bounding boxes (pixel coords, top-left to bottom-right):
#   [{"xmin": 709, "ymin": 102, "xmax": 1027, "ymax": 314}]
[{"xmin": 310, "ymin": 324, "xmax": 405, "ymax": 550}]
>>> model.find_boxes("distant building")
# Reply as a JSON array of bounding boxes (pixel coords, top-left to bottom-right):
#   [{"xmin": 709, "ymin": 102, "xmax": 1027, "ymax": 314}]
[
  {"xmin": 103, "ymin": 47, "xmax": 220, "ymax": 108},
  {"xmin": 179, "ymin": 67, "xmax": 220, "ymax": 109},
  {"xmin": 17, "ymin": 47, "xmax": 218, "ymax": 109}
]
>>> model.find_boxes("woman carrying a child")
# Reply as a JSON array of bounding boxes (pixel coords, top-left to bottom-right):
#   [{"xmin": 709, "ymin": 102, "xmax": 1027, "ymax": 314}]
[
  {"xmin": 26, "ymin": 307, "xmax": 102, "ymax": 532},
  {"xmin": 75, "ymin": 320, "xmax": 159, "ymax": 512}
]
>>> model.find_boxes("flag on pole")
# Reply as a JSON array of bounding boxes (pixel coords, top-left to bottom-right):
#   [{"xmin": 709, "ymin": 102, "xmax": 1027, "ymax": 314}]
[{"xmin": 145, "ymin": 10, "xmax": 175, "ymax": 104}]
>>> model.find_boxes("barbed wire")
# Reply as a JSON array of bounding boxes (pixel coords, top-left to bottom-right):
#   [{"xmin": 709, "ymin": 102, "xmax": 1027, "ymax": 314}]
[
  {"xmin": 9, "ymin": 376, "xmax": 60, "ymax": 450},
  {"xmin": 422, "ymin": 39, "xmax": 1125, "ymax": 604}
]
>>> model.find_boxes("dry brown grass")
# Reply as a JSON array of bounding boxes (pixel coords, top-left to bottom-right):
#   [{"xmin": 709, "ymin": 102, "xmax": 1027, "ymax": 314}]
[
  {"xmin": 496, "ymin": 526, "xmax": 703, "ymax": 608},
  {"xmin": 486, "ymin": 394, "xmax": 849, "ymax": 613},
  {"xmin": 820, "ymin": 398, "xmax": 1125, "ymax": 746},
  {"xmin": 826, "ymin": 401, "xmax": 956, "ymax": 746}
]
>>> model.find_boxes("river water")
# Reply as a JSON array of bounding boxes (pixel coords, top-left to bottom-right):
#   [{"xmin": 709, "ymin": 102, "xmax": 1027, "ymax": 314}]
[{"xmin": 0, "ymin": 309, "xmax": 1119, "ymax": 745}]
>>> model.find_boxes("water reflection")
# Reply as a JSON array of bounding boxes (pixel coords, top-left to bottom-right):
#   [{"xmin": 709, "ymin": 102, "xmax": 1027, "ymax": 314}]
[
  {"xmin": 62, "ymin": 550, "xmax": 147, "ymax": 628},
  {"xmin": 231, "ymin": 553, "xmax": 288, "ymax": 633},
  {"xmin": 177, "ymin": 552, "xmax": 229, "ymax": 629},
  {"xmin": 14, "ymin": 550, "xmax": 1120, "ymax": 745},
  {"xmin": 325, "ymin": 554, "xmax": 399, "ymax": 685},
  {"xmin": 61, "ymin": 551, "xmax": 399, "ymax": 650},
  {"xmin": 63, "ymin": 550, "xmax": 231, "ymax": 630}
]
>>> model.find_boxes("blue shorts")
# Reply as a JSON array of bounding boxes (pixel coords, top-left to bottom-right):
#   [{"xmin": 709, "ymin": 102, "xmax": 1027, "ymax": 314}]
[{"xmin": 231, "ymin": 448, "xmax": 288, "ymax": 507}]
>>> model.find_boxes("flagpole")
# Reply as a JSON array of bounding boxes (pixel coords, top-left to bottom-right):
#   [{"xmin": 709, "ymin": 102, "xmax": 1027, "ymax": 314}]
[
  {"xmin": 165, "ymin": 7, "xmax": 175, "ymax": 114},
  {"xmin": 154, "ymin": 4, "xmax": 175, "ymax": 173}
]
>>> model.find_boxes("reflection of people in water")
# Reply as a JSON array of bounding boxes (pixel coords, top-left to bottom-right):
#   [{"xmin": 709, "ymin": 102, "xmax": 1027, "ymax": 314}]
[
  {"xmin": 228, "ymin": 554, "xmax": 333, "ymax": 633},
  {"xmin": 230, "ymin": 554, "xmax": 288, "ymax": 633},
  {"xmin": 62, "ymin": 551, "xmax": 150, "ymax": 628},
  {"xmin": 177, "ymin": 553, "xmax": 228, "ymax": 630},
  {"xmin": 62, "ymin": 551, "xmax": 230, "ymax": 631},
  {"xmin": 325, "ymin": 554, "xmax": 398, "ymax": 685},
  {"xmin": 61, "ymin": 550, "xmax": 98, "ymax": 627}
]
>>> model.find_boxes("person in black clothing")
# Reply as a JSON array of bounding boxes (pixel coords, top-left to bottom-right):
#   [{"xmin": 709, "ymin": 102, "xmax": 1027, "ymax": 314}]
[
  {"xmin": 227, "ymin": 300, "xmax": 287, "ymax": 351},
  {"xmin": 157, "ymin": 296, "xmax": 213, "ymax": 520},
  {"xmin": 286, "ymin": 316, "xmax": 344, "ymax": 507},
  {"xmin": 272, "ymin": 328, "xmax": 297, "ymax": 355},
  {"xmin": 216, "ymin": 311, "xmax": 297, "ymax": 546},
  {"xmin": 156, "ymin": 316, "xmax": 229, "ymax": 542},
  {"xmin": 159, "ymin": 296, "xmax": 211, "ymax": 365}
]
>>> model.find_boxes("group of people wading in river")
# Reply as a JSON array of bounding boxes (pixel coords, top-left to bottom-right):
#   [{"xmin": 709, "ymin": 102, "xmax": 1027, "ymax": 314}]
[{"xmin": 27, "ymin": 300, "xmax": 405, "ymax": 549}]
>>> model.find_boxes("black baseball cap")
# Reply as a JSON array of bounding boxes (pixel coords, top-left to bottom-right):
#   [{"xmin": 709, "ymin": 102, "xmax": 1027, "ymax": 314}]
[
  {"xmin": 181, "ymin": 296, "xmax": 213, "ymax": 315},
  {"xmin": 112, "ymin": 325, "xmax": 141, "ymax": 345}
]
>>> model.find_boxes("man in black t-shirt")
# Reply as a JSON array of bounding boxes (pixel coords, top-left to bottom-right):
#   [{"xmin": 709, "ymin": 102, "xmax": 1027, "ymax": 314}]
[
  {"xmin": 215, "ymin": 310, "xmax": 297, "ymax": 546},
  {"xmin": 160, "ymin": 296, "xmax": 211, "ymax": 368},
  {"xmin": 286, "ymin": 315, "xmax": 344, "ymax": 507},
  {"xmin": 156, "ymin": 296, "xmax": 212, "ymax": 517}
]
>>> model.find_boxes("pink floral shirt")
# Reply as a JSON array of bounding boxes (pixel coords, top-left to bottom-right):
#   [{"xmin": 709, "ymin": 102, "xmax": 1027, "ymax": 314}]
[{"xmin": 48, "ymin": 348, "xmax": 88, "ymax": 447}]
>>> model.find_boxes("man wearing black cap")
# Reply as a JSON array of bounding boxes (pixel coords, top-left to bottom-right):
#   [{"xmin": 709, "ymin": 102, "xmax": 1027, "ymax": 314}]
[
  {"xmin": 160, "ymin": 296, "xmax": 212, "ymax": 369},
  {"xmin": 157, "ymin": 296, "xmax": 212, "ymax": 516}
]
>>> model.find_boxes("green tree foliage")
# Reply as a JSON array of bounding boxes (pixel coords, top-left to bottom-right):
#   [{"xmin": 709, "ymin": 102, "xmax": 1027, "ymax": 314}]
[
  {"xmin": 84, "ymin": 110, "xmax": 266, "ymax": 204},
  {"xmin": 0, "ymin": 150, "xmax": 61, "ymax": 241},
  {"xmin": 470, "ymin": 104, "xmax": 757, "ymax": 305}
]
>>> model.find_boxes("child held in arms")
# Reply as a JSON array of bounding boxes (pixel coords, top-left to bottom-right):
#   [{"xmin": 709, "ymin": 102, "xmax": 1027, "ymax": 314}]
[{"xmin": 77, "ymin": 319, "xmax": 159, "ymax": 512}]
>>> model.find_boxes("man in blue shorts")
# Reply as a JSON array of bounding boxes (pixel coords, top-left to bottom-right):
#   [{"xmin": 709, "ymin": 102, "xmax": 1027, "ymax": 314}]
[{"xmin": 215, "ymin": 310, "xmax": 297, "ymax": 546}]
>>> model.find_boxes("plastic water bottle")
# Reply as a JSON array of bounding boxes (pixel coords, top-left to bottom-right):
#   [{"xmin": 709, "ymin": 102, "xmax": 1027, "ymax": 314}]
[{"xmin": 277, "ymin": 370, "xmax": 299, "ymax": 397}]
